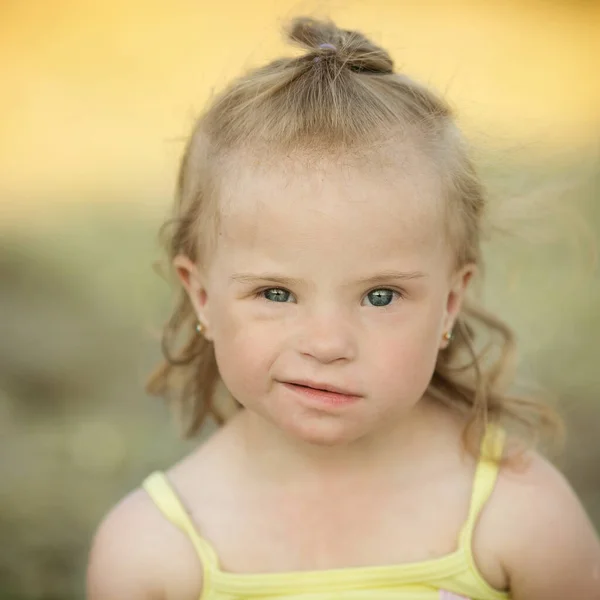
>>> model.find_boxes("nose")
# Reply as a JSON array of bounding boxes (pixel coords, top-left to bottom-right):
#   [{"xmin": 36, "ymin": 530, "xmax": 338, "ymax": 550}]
[{"xmin": 296, "ymin": 308, "xmax": 357, "ymax": 364}]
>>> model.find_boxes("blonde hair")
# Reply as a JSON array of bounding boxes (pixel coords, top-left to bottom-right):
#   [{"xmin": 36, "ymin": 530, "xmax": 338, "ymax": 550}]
[{"xmin": 147, "ymin": 17, "xmax": 563, "ymax": 454}]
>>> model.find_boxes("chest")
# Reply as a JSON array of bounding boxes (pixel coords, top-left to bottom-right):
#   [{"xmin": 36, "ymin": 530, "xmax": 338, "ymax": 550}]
[{"xmin": 193, "ymin": 476, "xmax": 471, "ymax": 573}]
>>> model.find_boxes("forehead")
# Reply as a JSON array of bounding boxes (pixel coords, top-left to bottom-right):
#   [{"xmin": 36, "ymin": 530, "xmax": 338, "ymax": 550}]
[{"xmin": 214, "ymin": 147, "xmax": 446, "ymax": 266}]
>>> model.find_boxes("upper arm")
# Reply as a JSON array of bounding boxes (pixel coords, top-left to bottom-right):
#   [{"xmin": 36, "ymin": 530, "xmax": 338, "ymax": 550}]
[
  {"xmin": 86, "ymin": 487, "xmax": 204, "ymax": 600},
  {"xmin": 498, "ymin": 453, "xmax": 600, "ymax": 600},
  {"xmin": 86, "ymin": 489, "xmax": 166, "ymax": 600}
]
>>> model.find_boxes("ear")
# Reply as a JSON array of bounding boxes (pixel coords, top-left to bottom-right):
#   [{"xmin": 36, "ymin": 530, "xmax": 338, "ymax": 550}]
[
  {"xmin": 440, "ymin": 263, "xmax": 476, "ymax": 349},
  {"xmin": 173, "ymin": 254, "xmax": 213, "ymax": 340}
]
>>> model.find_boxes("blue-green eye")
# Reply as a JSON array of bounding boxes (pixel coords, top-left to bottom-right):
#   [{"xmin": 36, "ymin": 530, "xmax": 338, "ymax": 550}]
[
  {"xmin": 262, "ymin": 288, "xmax": 292, "ymax": 303},
  {"xmin": 364, "ymin": 289, "xmax": 397, "ymax": 307}
]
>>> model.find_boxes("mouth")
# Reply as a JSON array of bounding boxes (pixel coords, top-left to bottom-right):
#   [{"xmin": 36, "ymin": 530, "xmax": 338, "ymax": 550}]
[
  {"xmin": 282, "ymin": 380, "xmax": 361, "ymax": 397},
  {"xmin": 281, "ymin": 381, "xmax": 361, "ymax": 407}
]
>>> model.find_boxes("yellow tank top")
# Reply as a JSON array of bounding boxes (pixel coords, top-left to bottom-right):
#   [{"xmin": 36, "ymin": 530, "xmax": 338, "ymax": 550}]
[{"xmin": 143, "ymin": 426, "xmax": 509, "ymax": 600}]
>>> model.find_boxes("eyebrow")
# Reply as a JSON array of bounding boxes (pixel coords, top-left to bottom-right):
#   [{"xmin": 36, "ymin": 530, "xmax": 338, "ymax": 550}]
[{"xmin": 230, "ymin": 270, "xmax": 427, "ymax": 288}]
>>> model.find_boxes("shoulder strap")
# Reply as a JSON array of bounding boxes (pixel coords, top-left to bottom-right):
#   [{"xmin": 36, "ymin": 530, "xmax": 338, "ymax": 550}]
[
  {"xmin": 143, "ymin": 471, "xmax": 220, "ymax": 573},
  {"xmin": 459, "ymin": 424, "xmax": 506, "ymax": 547}
]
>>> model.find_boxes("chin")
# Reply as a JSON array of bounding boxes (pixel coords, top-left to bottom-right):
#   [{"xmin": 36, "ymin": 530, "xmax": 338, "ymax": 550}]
[{"xmin": 278, "ymin": 413, "xmax": 369, "ymax": 447}]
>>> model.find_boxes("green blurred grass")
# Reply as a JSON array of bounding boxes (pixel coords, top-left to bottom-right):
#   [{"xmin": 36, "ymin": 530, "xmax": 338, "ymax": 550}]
[{"xmin": 0, "ymin": 157, "xmax": 599, "ymax": 599}]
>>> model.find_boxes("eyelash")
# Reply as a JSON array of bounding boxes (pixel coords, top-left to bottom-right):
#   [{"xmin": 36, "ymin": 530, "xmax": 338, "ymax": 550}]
[{"xmin": 253, "ymin": 287, "xmax": 405, "ymax": 306}]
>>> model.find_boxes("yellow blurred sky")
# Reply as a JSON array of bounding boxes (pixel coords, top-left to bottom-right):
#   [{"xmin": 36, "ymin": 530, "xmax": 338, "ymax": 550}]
[{"xmin": 1, "ymin": 0, "xmax": 598, "ymax": 212}]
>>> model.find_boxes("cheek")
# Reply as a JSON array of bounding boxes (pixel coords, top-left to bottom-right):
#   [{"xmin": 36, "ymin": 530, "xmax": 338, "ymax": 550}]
[
  {"xmin": 211, "ymin": 308, "xmax": 276, "ymax": 400},
  {"xmin": 367, "ymin": 307, "xmax": 443, "ymax": 394}
]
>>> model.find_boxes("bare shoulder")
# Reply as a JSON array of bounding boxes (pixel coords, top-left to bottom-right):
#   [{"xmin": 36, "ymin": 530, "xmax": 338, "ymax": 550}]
[
  {"xmin": 482, "ymin": 448, "xmax": 600, "ymax": 599},
  {"xmin": 86, "ymin": 484, "xmax": 203, "ymax": 600}
]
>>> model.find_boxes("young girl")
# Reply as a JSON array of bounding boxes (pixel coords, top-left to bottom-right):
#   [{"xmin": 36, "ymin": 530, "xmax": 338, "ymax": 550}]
[{"xmin": 87, "ymin": 17, "xmax": 600, "ymax": 600}]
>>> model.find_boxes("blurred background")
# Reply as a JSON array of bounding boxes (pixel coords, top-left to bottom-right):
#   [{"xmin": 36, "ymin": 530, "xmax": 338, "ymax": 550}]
[{"xmin": 1, "ymin": 1, "xmax": 599, "ymax": 598}]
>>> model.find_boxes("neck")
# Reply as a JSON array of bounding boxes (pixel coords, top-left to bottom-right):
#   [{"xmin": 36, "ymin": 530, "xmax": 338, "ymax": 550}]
[{"xmin": 232, "ymin": 397, "xmax": 454, "ymax": 486}]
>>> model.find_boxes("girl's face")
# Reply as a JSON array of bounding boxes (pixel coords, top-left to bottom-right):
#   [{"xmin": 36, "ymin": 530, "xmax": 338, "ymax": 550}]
[{"xmin": 178, "ymin": 151, "xmax": 472, "ymax": 446}]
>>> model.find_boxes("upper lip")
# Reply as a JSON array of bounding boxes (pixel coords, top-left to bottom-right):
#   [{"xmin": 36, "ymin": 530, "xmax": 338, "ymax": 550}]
[{"xmin": 283, "ymin": 379, "xmax": 361, "ymax": 397}]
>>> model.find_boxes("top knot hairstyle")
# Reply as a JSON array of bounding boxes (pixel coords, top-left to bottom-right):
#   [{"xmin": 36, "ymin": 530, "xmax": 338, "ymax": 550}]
[
  {"xmin": 147, "ymin": 16, "xmax": 563, "ymax": 455},
  {"xmin": 290, "ymin": 17, "xmax": 394, "ymax": 74}
]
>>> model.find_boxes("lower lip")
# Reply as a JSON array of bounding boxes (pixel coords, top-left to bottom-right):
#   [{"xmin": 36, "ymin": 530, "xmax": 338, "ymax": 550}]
[{"xmin": 282, "ymin": 383, "xmax": 361, "ymax": 407}]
